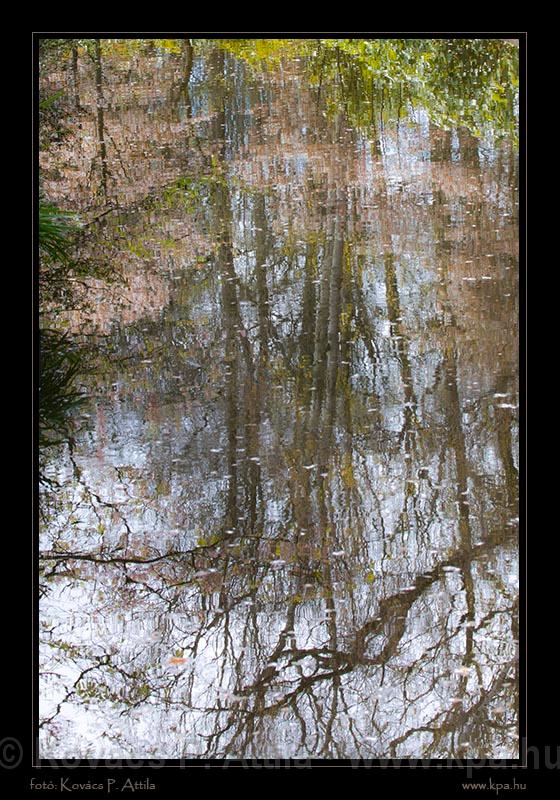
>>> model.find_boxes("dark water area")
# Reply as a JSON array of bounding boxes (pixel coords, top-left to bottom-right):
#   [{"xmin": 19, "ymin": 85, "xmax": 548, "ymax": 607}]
[{"xmin": 39, "ymin": 39, "xmax": 519, "ymax": 760}]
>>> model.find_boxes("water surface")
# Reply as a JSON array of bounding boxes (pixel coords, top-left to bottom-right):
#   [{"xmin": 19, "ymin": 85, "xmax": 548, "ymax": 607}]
[{"xmin": 39, "ymin": 39, "xmax": 519, "ymax": 760}]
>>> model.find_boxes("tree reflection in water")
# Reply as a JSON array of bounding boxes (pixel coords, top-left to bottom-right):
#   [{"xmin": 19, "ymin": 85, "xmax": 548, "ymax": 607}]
[{"xmin": 39, "ymin": 38, "xmax": 519, "ymax": 760}]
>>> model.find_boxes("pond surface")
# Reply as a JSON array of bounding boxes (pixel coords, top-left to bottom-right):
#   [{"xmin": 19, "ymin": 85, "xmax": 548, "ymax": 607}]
[{"xmin": 39, "ymin": 39, "xmax": 519, "ymax": 760}]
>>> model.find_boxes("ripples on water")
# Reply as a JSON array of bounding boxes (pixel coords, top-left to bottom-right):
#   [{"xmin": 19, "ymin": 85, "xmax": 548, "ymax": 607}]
[{"xmin": 39, "ymin": 39, "xmax": 519, "ymax": 760}]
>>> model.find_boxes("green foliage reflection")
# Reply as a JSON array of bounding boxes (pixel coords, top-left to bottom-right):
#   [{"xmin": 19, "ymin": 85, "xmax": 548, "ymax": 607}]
[{"xmin": 220, "ymin": 38, "xmax": 519, "ymax": 142}]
